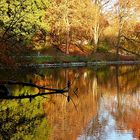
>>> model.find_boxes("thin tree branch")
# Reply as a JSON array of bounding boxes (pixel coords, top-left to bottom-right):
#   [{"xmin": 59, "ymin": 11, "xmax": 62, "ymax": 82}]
[
  {"xmin": 0, "ymin": 80, "xmax": 68, "ymax": 92},
  {"xmin": 122, "ymin": 35, "xmax": 140, "ymax": 44},
  {"xmin": 0, "ymin": 90, "xmax": 68, "ymax": 100},
  {"xmin": 119, "ymin": 46, "xmax": 140, "ymax": 57}
]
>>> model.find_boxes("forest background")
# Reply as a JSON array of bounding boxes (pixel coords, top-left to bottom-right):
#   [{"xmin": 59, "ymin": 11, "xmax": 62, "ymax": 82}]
[{"xmin": 0, "ymin": 0, "xmax": 140, "ymax": 66}]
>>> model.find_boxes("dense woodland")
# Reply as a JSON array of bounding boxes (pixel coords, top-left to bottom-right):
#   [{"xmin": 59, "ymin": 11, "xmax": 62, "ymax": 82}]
[{"xmin": 0, "ymin": 0, "xmax": 140, "ymax": 65}]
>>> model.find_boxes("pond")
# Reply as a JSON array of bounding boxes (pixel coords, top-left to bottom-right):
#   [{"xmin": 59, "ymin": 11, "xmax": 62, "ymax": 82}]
[{"xmin": 0, "ymin": 65, "xmax": 140, "ymax": 140}]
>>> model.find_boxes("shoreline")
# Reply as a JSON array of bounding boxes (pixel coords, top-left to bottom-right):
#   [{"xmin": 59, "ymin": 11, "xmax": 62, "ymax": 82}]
[{"xmin": 1, "ymin": 60, "xmax": 140, "ymax": 69}]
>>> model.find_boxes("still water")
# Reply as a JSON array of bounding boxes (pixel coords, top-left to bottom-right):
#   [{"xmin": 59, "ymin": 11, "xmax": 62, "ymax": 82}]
[{"xmin": 0, "ymin": 65, "xmax": 140, "ymax": 140}]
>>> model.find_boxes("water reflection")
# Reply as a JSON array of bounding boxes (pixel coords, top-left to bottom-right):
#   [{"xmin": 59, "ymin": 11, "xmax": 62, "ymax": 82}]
[
  {"xmin": 42, "ymin": 66, "xmax": 140, "ymax": 140},
  {"xmin": 77, "ymin": 65, "xmax": 140, "ymax": 140},
  {"xmin": 0, "ymin": 98, "xmax": 50, "ymax": 140},
  {"xmin": 0, "ymin": 65, "xmax": 140, "ymax": 140}
]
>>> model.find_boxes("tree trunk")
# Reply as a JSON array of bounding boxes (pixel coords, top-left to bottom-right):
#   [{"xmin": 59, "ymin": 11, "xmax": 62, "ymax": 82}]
[
  {"xmin": 66, "ymin": 29, "xmax": 70, "ymax": 55},
  {"xmin": 116, "ymin": 47, "xmax": 119, "ymax": 60},
  {"xmin": 93, "ymin": 2, "xmax": 100, "ymax": 52},
  {"xmin": 116, "ymin": 36, "xmax": 120, "ymax": 60},
  {"xmin": 93, "ymin": 25, "xmax": 99, "ymax": 51},
  {"xmin": 64, "ymin": 0, "xmax": 70, "ymax": 55}
]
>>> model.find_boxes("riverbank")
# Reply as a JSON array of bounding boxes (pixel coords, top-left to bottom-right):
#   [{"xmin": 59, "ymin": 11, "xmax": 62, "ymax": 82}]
[
  {"xmin": 21, "ymin": 60, "xmax": 140, "ymax": 67},
  {"xmin": 1, "ymin": 61, "xmax": 140, "ymax": 69},
  {"xmin": 0, "ymin": 47, "xmax": 140, "ymax": 68},
  {"xmin": 32, "ymin": 47, "xmax": 139, "ymax": 64}
]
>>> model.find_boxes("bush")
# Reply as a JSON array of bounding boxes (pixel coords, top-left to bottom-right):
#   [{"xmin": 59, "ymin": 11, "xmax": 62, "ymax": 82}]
[{"xmin": 97, "ymin": 41, "xmax": 110, "ymax": 53}]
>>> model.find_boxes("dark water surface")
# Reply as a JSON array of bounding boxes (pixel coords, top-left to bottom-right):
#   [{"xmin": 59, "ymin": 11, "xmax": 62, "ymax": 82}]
[{"xmin": 0, "ymin": 65, "xmax": 140, "ymax": 140}]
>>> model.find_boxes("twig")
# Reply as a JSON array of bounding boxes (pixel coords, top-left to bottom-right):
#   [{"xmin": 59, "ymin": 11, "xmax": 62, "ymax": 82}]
[{"xmin": 61, "ymin": 92, "xmax": 78, "ymax": 112}]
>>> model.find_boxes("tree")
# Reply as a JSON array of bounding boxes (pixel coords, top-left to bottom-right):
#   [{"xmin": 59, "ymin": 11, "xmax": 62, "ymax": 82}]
[
  {"xmin": 0, "ymin": 0, "xmax": 50, "ymax": 65},
  {"xmin": 91, "ymin": 0, "xmax": 110, "ymax": 51},
  {"xmin": 46, "ymin": 0, "xmax": 96, "ymax": 54},
  {"xmin": 113, "ymin": 0, "xmax": 140, "ymax": 59}
]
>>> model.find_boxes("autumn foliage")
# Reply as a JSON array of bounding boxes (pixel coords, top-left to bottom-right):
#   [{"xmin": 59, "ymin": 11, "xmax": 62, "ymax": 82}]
[{"xmin": 0, "ymin": 0, "xmax": 140, "ymax": 65}]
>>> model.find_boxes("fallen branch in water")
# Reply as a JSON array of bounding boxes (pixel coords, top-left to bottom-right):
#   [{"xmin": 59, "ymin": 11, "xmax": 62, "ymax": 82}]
[
  {"xmin": 0, "ymin": 80, "xmax": 66, "ymax": 92},
  {"xmin": 0, "ymin": 80, "xmax": 76, "ymax": 102},
  {"xmin": 0, "ymin": 80, "xmax": 69, "ymax": 100},
  {"xmin": 0, "ymin": 80, "xmax": 78, "ymax": 111},
  {"xmin": 0, "ymin": 90, "xmax": 68, "ymax": 100}
]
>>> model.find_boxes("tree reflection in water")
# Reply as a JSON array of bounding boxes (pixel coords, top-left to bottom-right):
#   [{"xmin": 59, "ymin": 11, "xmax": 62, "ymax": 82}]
[
  {"xmin": 80, "ymin": 65, "xmax": 140, "ymax": 140},
  {"xmin": 0, "ymin": 66, "xmax": 140, "ymax": 140},
  {"xmin": 0, "ymin": 98, "xmax": 50, "ymax": 140},
  {"xmin": 43, "ymin": 66, "xmax": 140, "ymax": 140}
]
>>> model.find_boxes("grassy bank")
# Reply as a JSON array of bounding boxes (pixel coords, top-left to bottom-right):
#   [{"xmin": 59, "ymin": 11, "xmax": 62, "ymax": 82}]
[{"xmin": 32, "ymin": 52, "xmax": 139, "ymax": 64}]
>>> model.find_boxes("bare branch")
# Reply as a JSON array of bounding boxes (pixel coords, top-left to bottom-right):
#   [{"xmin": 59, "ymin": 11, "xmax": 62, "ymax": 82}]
[
  {"xmin": 0, "ymin": 90, "xmax": 68, "ymax": 100},
  {"xmin": 0, "ymin": 80, "xmax": 68, "ymax": 92},
  {"xmin": 119, "ymin": 46, "xmax": 140, "ymax": 57}
]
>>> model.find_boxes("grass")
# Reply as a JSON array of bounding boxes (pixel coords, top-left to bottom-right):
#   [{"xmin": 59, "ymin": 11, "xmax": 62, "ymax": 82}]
[
  {"xmin": 29, "ymin": 43, "xmax": 137, "ymax": 64},
  {"xmin": 31, "ymin": 52, "xmax": 117, "ymax": 64},
  {"xmin": 33, "ymin": 55, "xmax": 89, "ymax": 63},
  {"xmin": 32, "ymin": 55, "xmax": 54, "ymax": 63},
  {"xmin": 62, "ymin": 55, "xmax": 88, "ymax": 62}
]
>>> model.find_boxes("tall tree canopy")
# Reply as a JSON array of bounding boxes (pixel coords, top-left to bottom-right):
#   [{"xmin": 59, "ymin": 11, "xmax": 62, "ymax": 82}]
[
  {"xmin": 0, "ymin": 0, "xmax": 140, "ymax": 64},
  {"xmin": 0, "ymin": 0, "xmax": 50, "ymax": 64},
  {"xmin": 0, "ymin": 0, "xmax": 49, "ymax": 46}
]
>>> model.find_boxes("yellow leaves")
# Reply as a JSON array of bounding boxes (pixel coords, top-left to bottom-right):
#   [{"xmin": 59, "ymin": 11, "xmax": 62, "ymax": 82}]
[{"xmin": 47, "ymin": 0, "xmax": 96, "ymax": 33}]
